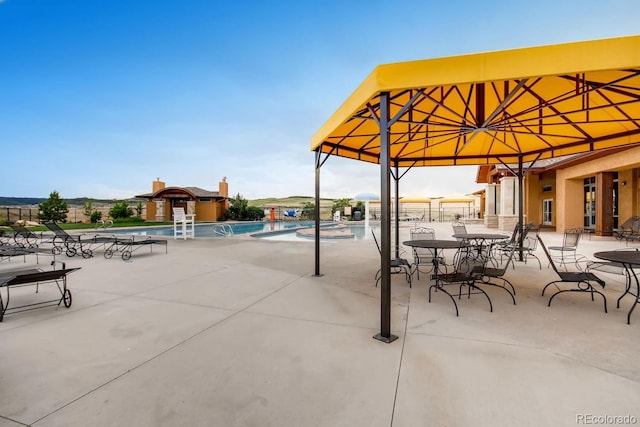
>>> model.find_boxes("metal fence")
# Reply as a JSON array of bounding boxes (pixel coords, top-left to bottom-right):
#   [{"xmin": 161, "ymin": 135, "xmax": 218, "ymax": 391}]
[{"xmin": 0, "ymin": 206, "xmax": 147, "ymax": 225}]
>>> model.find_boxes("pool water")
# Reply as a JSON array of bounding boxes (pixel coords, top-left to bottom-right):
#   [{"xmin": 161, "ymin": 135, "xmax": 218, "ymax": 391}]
[
  {"xmin": 108, "ymin": 222, "xmax": 378, "ymax": 241},
  {"xmin": 109, "ymin": 221, "xmax": 322, "ymax": 238}
]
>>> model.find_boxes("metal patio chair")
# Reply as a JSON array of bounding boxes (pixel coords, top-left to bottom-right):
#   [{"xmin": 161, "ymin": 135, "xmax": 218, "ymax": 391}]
[
  {"xmin": 471, "ymin": 242, "xmax": 517, "ymax": 304},
  {"xmin": 538, "ymin": 236, "xmax": 607, "ymax": 313},
  {"xmin": 409, "ymin": 227, "xmax": 444, "ymax": 280},
  {"xmin": 429, "ymin": 245, "xmax": 492, "ymax": 316},
  {"xmin": 372, "ymin": 229, "xmax": 413, "ymax": 288},
  {"xmin": 548, "ymin": 227, "xmax": 584, "ymax": 270}
]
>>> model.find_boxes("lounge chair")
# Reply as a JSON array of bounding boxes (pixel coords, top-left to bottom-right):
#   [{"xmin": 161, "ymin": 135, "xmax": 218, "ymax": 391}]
[
  {"xmin": 0, "ymin": 261, "xmax": 80, "ymax": 322},
  {"xmin": 44, "ymin": 222, "xmax": 116, "ymax": 258},
  {"xmin": 538, "ymin": 236, "xmax": 607, "ymax": 313},
  {"xmin": 8, "ymin": 223, "xmax": 51, "ymax": 248},
  {"xmin": 103, "ymin": 234, "xmax": 168, "ymax": 261}
]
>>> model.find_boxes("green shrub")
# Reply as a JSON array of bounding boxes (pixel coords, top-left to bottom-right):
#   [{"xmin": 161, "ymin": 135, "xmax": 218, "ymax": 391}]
[
  {"xmin": 109, "ymin": 202, "xmax": 134, "ymax": 219},
  {"xmin": 90, "ymin": 211, "xmax": 103, "ymax": 223},
  {"xmin": 301, "ymin": 202, "xmax": 315, "ymax": 220},
  {"xmin": 246, "ymin": 206, "xmax": 265, "ymax": 221}
]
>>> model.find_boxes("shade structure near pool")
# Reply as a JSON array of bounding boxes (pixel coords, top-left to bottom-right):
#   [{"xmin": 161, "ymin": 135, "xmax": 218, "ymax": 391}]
[{"xmin": 311, "ymin": 34, "xmax": 640, "ymax": 342}]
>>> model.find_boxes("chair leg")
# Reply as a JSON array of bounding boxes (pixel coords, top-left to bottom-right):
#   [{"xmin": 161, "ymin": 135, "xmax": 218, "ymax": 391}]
[
  {"xmin": 470, "ymin": 283, "xmax": 493, "ymax": 312},
  {"xmin": 547, "ymin": 283, "xmax": 608, "ymax": 313},
  {"xmin": 429, "ymin": 281, "xmax": 459, "ymax": 317},
  {"xmin": 476, "ymin": 278, "xmax": 516, "ymax": 305}
]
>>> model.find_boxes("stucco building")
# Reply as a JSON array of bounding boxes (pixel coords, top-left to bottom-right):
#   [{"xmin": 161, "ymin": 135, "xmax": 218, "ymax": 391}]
[
  {"xmin": 476, "ymin": 146, "xmax": 640, "ymax": 235},
  {"xmin": 136, "ymin": 177, "xmax": 229, "ymax": 222}
]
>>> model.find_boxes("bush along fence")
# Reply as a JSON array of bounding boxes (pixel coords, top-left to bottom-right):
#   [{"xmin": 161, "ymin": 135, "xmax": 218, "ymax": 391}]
[{"xmin": 0, "ymin": 206, "xmax": 147, "ymax": 225}]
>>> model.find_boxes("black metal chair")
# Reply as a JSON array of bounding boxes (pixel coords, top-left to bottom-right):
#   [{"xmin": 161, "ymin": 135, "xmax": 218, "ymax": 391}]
[
  {"xmin": 471, "ymin": 242, "xmax": 517, "ymax": 304},
  {"xmin": 548, "ymin": 227, "xmax": 584, "ymax": 270},
  {"xmin": 409, "ymin": 227, "xmax": 444, "ymax": 280},
  {"xmin": 451, "ymin": 222, "xmax": 467, "ymax": 240},
  {"xmin": 538, "ymin": 236, "xmax": 607, "ymax": 313},
  {"xmin": 371, "ymin": 229, "xmax": 413, "ymax": 288},
  {"xmin": 500, "ymin": 224, "xmax": 541, "ymax": 269},
  {"xmin": 429, "ymin": 246, "xmax": 492, "ymax": 316}
]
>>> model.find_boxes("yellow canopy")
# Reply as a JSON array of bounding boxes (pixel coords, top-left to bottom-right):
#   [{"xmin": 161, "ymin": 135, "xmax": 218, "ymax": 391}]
[
  {"xmin": 400, "ymin": 195, "xmax": 431, "ymax": 204},
  {"xmin": 311, "ymin": 35, "xmax": 640, "ymax": 166},
  {"xmin": 439, "ymin": 194, "xmax": 475, "ymax": 204}
]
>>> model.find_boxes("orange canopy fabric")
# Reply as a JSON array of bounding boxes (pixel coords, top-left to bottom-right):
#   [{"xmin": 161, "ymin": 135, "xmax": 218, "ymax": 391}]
[{"xmin": 311, "ymin": 35, "xmax": 640, "ymax": 166}]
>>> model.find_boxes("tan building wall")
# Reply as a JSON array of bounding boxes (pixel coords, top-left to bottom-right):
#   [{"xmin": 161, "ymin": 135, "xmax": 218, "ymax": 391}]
[
  {"xmin": 554, "ymin": 146, "xmax": 640, "ymax": 233},
  {"xmin": 140, "ymin": 178, "xmax": 229, "ymax": 222}
]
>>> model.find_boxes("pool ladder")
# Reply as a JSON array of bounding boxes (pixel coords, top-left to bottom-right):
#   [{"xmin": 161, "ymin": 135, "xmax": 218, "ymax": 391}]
[
  {"xmin": 212, "ymin": 224, "xmax": 234, "ymax": 237},
  {"xmin": 95, "ymin": 219, "xmax": 114, "ymax": 231}
]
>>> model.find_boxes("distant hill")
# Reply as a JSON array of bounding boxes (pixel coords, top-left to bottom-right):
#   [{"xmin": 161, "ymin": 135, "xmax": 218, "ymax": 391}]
[
  {"xmin": 1, "ymin": 195, "xmax": 337, "ymax": 207},
  {"xmin": 248, "ymin": 196, "xmax": 334, "ymax": 208},
  {"xmin": 0, "ymin": 197, "xmax": 137, "ymax": 206},
  {"xmin": 0, "ymin": 197, "xmax": 46, "ymax": 206}
]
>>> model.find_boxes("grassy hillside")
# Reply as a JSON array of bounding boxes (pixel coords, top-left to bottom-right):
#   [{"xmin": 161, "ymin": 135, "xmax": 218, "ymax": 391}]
[
  {"xmin": 0, "ymin": 195, "xmax": 337, "ymax": 208},
  {"xmin": 248, "ymin": 196, "xmax": 334, "ymax": 208}
]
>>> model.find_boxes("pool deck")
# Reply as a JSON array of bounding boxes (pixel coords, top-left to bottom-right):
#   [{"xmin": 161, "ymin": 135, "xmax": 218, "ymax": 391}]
[{"xmin": 1, "ymin": 222, "xmax": 639, "ymax": 426}]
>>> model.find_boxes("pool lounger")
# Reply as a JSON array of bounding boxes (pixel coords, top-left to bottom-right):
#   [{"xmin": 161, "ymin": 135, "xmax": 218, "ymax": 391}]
[
  {"xmin": 104, "ymin": 235, "xmax": 168, "ymax": 261},
  {"xmin": 0, "ymin": 245, "xmax": 57, "ymax": 264},
  {"xmin": 0, "ymin": 262, "xmax": 80, "ymax": 322}
]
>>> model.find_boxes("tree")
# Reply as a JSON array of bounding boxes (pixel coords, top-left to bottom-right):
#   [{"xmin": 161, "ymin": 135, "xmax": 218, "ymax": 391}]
[
  {"xmin": 83, "ymin": 199, "xmax": 95, "ymax": 218},
  {"xmin": 227, "ymin": 193, "xmax": 248, "ymax": 220},
  {"xmin": 331, "ymin": 198, "xmax": 352, "ymax": 215},
  {"xmin": 109, "ymin": 201, "xmax": 134, "ymax": 219},
  {"xmin": 300, "ymin": 201, "xmax": 315, "ymax": 220},
  {"xmin": 83, "ymin": 199, "xmax": 102, "ymax": 223},
  {"xmin": 37, "ymin": 191, "xmax": 69, "ymax": 223}
]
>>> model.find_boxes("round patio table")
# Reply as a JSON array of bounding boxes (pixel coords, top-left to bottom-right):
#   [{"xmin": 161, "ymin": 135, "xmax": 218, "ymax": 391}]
[
  {"xmin": 452, "ymin": 233, "xmax": 509, "ymax": 264},
  {"xmin": 403, "ymin": 239, "xmax": 466, "ymax": 279},
  {"xmin": 593, "ymin": 250, "xmax": 640, "ymax": 324}
]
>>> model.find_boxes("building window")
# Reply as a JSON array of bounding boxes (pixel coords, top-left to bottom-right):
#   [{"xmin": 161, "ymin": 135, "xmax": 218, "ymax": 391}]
[
  {"xmin": 543, "ymin": 199, "xmax": 553, "ymax": 225},
  {"xmin": 199, "ymin": 198, "xmax": 212, "ymax": 203},
  {"xmin": 542, "ymin": 185, "xmax": 552, "ymax": 193}
]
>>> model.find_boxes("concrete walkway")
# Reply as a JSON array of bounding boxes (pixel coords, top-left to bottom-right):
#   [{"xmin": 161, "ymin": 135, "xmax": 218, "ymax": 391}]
[{"xmin": 1, "ymin": 223, "xmax": 639, "ymax": 426}]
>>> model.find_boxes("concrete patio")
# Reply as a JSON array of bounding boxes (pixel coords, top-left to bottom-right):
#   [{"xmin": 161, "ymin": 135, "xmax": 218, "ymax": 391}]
[{"xmin": 1, "ymin": 223, "xmax": 639, "ymax": 427}]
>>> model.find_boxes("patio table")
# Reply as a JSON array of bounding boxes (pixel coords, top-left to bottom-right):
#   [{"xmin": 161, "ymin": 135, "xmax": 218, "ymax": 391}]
[
  {"xmin": 593, "ymin": 250, "xmax": 640, "ymax": 324},
  {"xmin": 403, "ymin": 239, "xmax": 466, "ymax": 280},
  {"xmin": 452, "ymin": 233, "xmax": 509, "ymax": 265}
]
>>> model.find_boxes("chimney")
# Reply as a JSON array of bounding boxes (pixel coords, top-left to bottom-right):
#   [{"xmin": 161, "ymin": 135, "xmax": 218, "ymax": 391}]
[
  {"xmin": 219, "ymin": 176, "xmax": 228, "ymax": 197},
  {"xmin": 153, "ymin": 177, "xmax": 166, "ymax": 193}
]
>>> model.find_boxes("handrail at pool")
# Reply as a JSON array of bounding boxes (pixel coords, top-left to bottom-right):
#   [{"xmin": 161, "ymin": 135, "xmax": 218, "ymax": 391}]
[{"xmin": 212, "ymin": 224, "xmax": 234, "ymax": 237}]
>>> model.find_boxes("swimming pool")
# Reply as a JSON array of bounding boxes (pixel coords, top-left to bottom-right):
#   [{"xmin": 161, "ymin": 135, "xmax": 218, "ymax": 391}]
[
  {"xmin": 108, "ymin": 222, "xmax": 378, "ymax": 241},
  {"xmin": 108, "ymin": 221, "xmax": 324, "ymax": 238},
  {"xmin": 259, "ymin": 224, "xmax": 378, "ymax": 242}
]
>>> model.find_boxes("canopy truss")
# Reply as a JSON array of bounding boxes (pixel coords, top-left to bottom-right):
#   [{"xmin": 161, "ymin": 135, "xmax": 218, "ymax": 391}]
[{"xmin": 312, "ymin": 36, "xmax": 640, "ymax": 166}]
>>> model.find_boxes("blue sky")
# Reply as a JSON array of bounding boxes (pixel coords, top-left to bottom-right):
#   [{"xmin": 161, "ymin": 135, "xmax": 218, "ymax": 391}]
[{"xmin": 1, "ymin": 0, "xmax": 639, "ymax": 200}]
